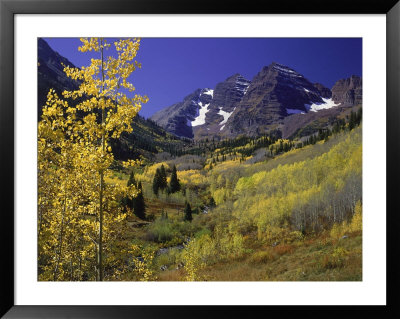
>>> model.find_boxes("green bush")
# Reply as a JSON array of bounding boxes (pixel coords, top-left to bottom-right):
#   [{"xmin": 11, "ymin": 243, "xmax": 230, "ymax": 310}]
[
  {"xmin": 194, "ymin": 228, "xmax": 212, "ymax": 239},
  {"xmin": 145, "ymin": 219, "xmax": 178, "ymax": 243},
  {"xmin": 145, "ymin": 217, "xmax": 201, "ymax": 244},
  {"xmin": 155, "ymin": 249, "xmax": 180, "ymax": 269}
]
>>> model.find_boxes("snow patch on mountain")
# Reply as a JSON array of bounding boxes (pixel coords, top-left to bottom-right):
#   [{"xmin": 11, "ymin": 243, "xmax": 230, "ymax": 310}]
[
  {"xmin": 218, "ymin": 107, "xmax": 235, "ymax": 126},
  {"xmin": 203, "ymin": 88, "xmax": 214, "ymax": 97},
  {"xmin": 191, "ymin": 101, "xmax": 210, "ymax": 127},
  {"xmin": 305, "ymin": 98, "xmax": 341, "ymax": 112}
]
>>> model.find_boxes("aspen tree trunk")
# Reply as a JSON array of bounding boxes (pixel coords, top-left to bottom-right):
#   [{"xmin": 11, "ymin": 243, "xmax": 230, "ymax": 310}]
[
  {"xmin": 97, "ymin": 38, "xmax": 105, "ymax": 281},
  {"xmin": 53, "ymin": 196, "xmax": 66, "ymax": 281}
]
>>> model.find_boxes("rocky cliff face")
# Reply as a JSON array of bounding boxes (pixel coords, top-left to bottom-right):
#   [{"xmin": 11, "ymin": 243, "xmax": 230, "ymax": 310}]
[
  {"xmin": 331, "ymin": 75, "xmax": 362, "ymax": 106},
  {"xmin": 313, "ymin": 83, "xmax": 332, "ymax": 98},
  {"xmin": 150, "ymin": 88, "xmax": 214, "ymax": 138},
  {"xmin": 151, "ymin": 62, "xmax": 355, "ymax": 140},
  {"xmin": 151, "ymin": 74, "xmax": 251, "ymax": 139},
  {"xmin": 193, "ymin": 74, "xmax": 250, "ymax": 140},
  {"xmin": 224, "ymin": 63, "xmax": 329, "ymax": 137}
]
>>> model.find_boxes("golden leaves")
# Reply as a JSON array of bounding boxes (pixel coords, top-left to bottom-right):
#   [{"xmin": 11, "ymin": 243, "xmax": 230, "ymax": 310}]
[
  {"xmin": 38, "ymin": 37, "xmax": 149, "ymax": 281},
  {"xmin": 78, "ymin": 37, "xmax": 100, "ymax": 52}
]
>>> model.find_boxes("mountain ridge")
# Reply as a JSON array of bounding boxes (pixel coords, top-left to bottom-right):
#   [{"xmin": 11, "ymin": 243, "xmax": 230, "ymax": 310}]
[
  {"xmin": 38, "ymin": 38, "xmax": 362, "ymax": 145},
  {"xmin": 151, "ymin": 62, "xmax": 362, "ymax": 140}
]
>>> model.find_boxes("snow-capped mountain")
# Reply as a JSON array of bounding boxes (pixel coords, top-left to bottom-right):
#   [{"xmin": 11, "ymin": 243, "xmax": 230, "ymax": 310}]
[
  {"xmin": 151, "ymin": 73, "xmax": 251, "ymax": 139},
  {"xmin": 150, "ymin": 62, "xmax": 362, "ymax": 140}
]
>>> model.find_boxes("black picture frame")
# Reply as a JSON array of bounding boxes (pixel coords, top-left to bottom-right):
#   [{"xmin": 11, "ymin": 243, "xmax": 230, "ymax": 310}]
[{"xmin": 1, "ymin": 0, "xmax": 399, "ymax": 318}]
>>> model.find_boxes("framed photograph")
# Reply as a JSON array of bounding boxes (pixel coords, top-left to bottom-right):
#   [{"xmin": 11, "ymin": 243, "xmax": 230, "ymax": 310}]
[{"xmin": 1, "ymin": 0, "xmax": 399, "ymax": 317}]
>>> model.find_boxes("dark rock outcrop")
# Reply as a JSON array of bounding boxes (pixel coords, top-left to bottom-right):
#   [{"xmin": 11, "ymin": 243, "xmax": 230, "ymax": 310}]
[
  {"xmin": 331, "ymin": 75, "xmax": 362, "ymax": 106},
  {"xmin": 150, "ymin": 88, "xmax": 213, "ymax": 138},
  {"xmin": 313, "ymin": 83, "xmax": 332, "ymax": 98}
]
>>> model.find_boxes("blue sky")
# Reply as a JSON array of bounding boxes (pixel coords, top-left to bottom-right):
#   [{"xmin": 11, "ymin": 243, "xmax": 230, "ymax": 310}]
[{"xmin": 44, "ymin": 38, "xmax": 362, "ymax": 118}]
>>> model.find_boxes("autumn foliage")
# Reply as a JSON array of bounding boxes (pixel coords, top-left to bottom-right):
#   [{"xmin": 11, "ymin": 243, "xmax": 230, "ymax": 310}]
[{"xmin": 38, "ymin": 38, "xmax": 147, "ymax": 281}]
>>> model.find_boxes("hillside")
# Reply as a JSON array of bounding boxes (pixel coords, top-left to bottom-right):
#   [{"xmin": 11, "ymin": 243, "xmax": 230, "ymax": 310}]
[
  {"xmin": 104, "ymin": 124, "xmax": 362, "ymax": 281},
  {"xmin": 38, "ymin": 38, "xmax": 190, "ymax": 161}
]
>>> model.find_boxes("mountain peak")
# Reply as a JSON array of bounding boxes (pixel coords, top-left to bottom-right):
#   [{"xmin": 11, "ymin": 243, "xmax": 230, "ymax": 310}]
[
  {"xmin": 225, "ymin": 73, "xmax": 246, "ymax": 82},
  {"xmin": 151, "ymin": 63, "xmax": 360, "ymax": 140},
  {"xmin": 270, "ymin": 62, "xmax": 301, "ymax": 76}
]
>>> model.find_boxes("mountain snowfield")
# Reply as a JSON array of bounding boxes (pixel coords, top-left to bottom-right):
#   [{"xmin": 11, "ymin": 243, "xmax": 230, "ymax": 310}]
[
  {"xmin": 306, "ymin": 98, "xmax": 341, "ymax": 112},
  {"xmin": 218, "ymin": 107, "xmax": 236, "ymax": 131},
  {"xmin": 190, "ymin": 89, "xmax": 213, "ymax": 127},
  {"xmin": 287, "ymin": 97, "xmax": 341, "ymax": 115},
  {"xmin": 150, "ymin": 62, "xmax": 362, "ymax": 139}
]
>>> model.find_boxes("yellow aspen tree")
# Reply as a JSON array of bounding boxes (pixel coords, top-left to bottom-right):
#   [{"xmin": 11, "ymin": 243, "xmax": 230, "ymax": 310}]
[
  {"xmin": 38, "ymin": 90, "xmax": 95, "ymax": 280},
  {"xmin": 63, "ymin": 37, "xmax": 148, "ymax": 281},
  {"xmin": 38, "ymin": 38, "xmax": 148, "ymax": 281}
]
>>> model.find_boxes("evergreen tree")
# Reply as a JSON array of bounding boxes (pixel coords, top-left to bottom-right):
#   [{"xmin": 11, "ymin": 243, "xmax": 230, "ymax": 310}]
[
  {"xmin": 123, "ymin": 172, "xmax": 136, "ymax": 213},
  {"xmin": 133, "ymin": 181, "xmax": 146, "ymax": 220},
  {"xmin": 356, "ymin": 107, "xmax": 362, "ymax": 126},
  {"xmin": 184, "ymin": 202, "xmax": 193, "ymax": 222},
  {"xmin": 120, "ymin": 195, "xmax": 129, "ymax": 213},
  {"xmin": 127, "ymin": 171, "xmax": 136, "ymax": 187},
  {"xmin": 169, "ymin": 165, "xmax": 181, "ymax": 193},
  {"xmin": 349, "ymin": 111, "xmax": 356, "ymax": 130},
  {"xmin": 152, "ymin": 168, "xmax": 161, "ymax": 196},
  {"xmin": 159, "ymin": 164, "xmax": 167, "ymax": 191}
]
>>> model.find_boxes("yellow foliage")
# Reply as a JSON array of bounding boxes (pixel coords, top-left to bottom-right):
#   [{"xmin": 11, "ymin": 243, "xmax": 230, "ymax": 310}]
[
  {"xmin": 350, "ymin": 201, "xmax": 362, "ymax": 232},
  {"xmin": 38, "ymin": 38, "xmax": 147, "ymax": 281},
  {"xmin": 131, "ymin": 245, "xmax": 157, "ymax": 281},
  {"xmin": 180, "ymin": 226, "xmax": 244, "ymax": 281},
  {"xmin": 231, "ymin": 128, "xmax": 362, "ymax": 235},
  {"xmin": 177, "ymin": 169, "xmax": 207, "ymax": 187},
  {"xmin": 212, "ymin": 188, "xmax": 229, "ymax": 205}
]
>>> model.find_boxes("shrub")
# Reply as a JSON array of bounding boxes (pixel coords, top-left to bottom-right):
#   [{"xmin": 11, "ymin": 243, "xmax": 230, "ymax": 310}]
[
  {"xmin": 131, "ymin": 245, "xmax": 157, "ymax": 281},
  {"xmin": 178, "ymin": 226, "xmax": 245, "ymax": 280},
  {"xmin": 145, "ymin": 219, "xmax": 178, "ymax": 243},
  {"xmin": 155, "ymin": 249, "xmax": 180, "ymax": 269},
  {"xmin": 249, "ymin": 250, "xmax": 276, "ymax": 264},
  {"xmin": 321, "ymin": 247, "xmax": 348, "ymax": 269},
  {"xmin": 195, "ymin": 228, "xmax": 212, "ymax": 239}
]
